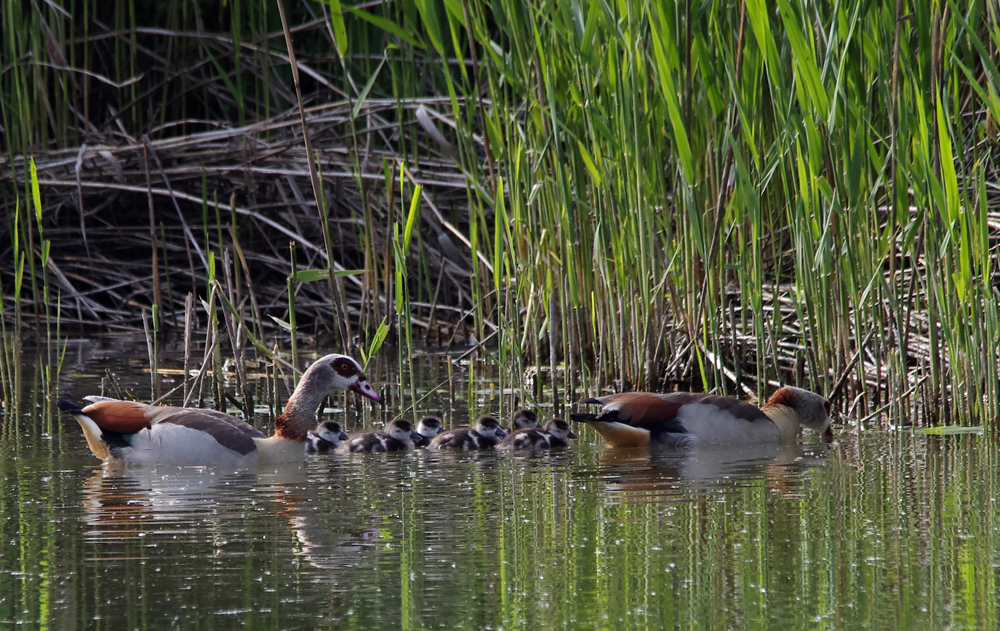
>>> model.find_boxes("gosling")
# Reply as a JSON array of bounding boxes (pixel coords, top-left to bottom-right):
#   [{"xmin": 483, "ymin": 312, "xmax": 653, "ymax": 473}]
[
  {"xmin": 428, "ymin": 416, "xmax": 507, "ymax": 451},
  {"xmin": 305, "ymin": 421, "xmax": 350, "ymax": 453},
  {"xmin": 498, "ymin": 419, "xmax": 576, "ymax": 450},
  {"xmin": 413, "ymin": 416, "xmax": 444, "ymax": 448},
  {"xmin": 336, "ymin": 418, "xmax": 422, "ymax": 453}
]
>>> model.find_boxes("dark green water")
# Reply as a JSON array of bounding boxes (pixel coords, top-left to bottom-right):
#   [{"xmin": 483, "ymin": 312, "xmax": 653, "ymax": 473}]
[{"xmin": 2, "ymin": 343, "xmax": 998, "ymax": 629}]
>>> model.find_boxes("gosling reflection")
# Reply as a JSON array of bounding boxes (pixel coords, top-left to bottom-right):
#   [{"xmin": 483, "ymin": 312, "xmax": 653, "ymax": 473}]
[{"xmin": 288, "ymin": 511, "xmax": 390, "ymax": 571}]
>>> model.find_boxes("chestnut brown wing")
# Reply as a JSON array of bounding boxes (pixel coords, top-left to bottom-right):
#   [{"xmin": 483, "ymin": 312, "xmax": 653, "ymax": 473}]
[
  {"xmin": 589, "ymin": 392, "xmax": 689, "ymax": 427},
  {"xmin": 80, "ymin": 400, "xmax": 153, "ymax": 434}
]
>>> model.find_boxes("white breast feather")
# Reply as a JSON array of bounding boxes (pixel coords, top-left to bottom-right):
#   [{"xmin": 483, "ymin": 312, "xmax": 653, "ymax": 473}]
[
  {"xmin": 121, "ymin": 423, "xmax": 261, "ymax": 467},
  {"xmin": 676, "ymin": 403, "xmax": 780, "ymax": 445}
]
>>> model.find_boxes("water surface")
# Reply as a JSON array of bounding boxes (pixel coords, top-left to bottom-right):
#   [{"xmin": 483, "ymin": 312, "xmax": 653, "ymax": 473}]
[{"xmin": 2, "ymin": 343, "xmax": 997, "ymax": 629}]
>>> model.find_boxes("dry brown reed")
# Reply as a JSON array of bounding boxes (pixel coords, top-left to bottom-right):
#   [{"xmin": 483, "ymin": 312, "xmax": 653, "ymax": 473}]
[{"xmin": 1, "ymin": 98, "xmax": 477, "ymax": 346}]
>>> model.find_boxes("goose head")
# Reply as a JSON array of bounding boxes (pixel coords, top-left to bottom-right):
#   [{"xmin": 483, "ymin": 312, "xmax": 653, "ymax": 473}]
[
  {"xmin": 314, "ymin": 421, "xmax": 349, "ymax": 447},
  {"xmin": 766, "ymin": 386, "xmax": 831, "ymax": 434},
  {"xmin": 416, "ymin": 416, "xmax": 443, "ymax": 438},
  {"xmin": 544, "ymin": 419, "xmax": 576, "ymax": 441},
  {"xmin": 474, "ymin": 416, "xmax": 506, "ymax": 438},
  {"xmin": 303, "ymin": 354, "xmax": 381, "ymax": 403},
  {"xmin": 387, "ymin": 418, "xmax": 422, "ymax": 443},
  {"xmin": 511, "ymin": 409, "xmax": 539, "ymax": 429}
]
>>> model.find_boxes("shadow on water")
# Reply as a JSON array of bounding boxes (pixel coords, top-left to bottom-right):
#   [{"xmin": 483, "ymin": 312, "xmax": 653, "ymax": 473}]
[{"xmin": 3, "ymin": 343, "xmax": 1000, "ymax": 629}]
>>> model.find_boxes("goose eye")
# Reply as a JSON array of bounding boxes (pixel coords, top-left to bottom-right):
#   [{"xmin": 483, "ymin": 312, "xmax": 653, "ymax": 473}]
[{"xmin": 334, "ymin": 360, "xmax": 354, "ymax": 374}]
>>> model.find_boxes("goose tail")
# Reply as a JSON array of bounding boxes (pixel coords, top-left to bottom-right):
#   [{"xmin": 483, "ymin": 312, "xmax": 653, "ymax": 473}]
[{"xmin": 57, "ymin": 400, "xmax": 112, "ymax": 460}]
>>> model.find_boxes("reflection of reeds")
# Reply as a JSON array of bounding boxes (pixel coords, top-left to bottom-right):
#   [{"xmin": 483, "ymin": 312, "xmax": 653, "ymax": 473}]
[{"xmin": 3, "ymin": 1, "xmax": 1000, "ymax": 421}]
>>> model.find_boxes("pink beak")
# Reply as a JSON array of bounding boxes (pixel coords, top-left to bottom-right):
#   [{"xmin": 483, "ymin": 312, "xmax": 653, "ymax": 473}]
[{"xmin": 350, "ymin": 378, "xmax": 381, "ymax": 403}]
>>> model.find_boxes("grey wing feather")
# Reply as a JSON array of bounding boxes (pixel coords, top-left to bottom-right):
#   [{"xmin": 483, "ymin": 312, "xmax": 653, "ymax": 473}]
[
  {"xmin": 146, "ymin": 406, "xmax": 265, "ymax": 455},
  {"xmin": 659, "ymin": 392, "xmax": 771, "ymax": 422}
]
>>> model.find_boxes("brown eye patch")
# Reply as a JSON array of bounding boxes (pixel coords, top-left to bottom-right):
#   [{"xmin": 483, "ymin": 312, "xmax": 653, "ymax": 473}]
[{"xmin": 333, "ymin": 359, "xmax": 356, "ymax": 375}]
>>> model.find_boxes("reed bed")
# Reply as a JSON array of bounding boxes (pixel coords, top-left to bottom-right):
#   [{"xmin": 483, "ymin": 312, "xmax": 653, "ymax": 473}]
[{"xmin": 2, "ymin": 0, "xmax": 1000, "ymax": 425}]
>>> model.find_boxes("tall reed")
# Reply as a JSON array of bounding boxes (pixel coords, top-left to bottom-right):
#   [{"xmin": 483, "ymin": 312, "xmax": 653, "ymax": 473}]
[
  {"xmin": 3, "ymin": 0, "xmax": 999, "ymax": 423},
  {"xmin": 399, "ymin": 0, "xmax": 1000, "ymax": 421}
]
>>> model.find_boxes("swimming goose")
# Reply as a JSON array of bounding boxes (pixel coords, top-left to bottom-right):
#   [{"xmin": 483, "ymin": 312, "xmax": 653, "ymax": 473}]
[
  {"xmin": 306, "ymin": 421, "xmax": 350, "ymax": 453},
  {"xmin": 498, "ymin": 419, "xmax": 577, "ymax": 450},
  {"xmin": 428, "ymin": 416, "xmax": 507, "ymax": 450},
  {"xmin": 336, "ymin": 418, "xmax": 422, "ymax": 453},
  {"xmin": 58, "ymin": 354, "xmax": 380, "ymax": 467},
  {"xmin": 571, "ymin": 386, "xmax": 831, "ymax": 448},
  {"xmin": 413, "ymin": 416, "xmax": 444, "ymax": 448}
]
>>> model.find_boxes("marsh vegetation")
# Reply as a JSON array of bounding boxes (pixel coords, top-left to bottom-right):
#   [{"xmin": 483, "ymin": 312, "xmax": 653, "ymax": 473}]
[
  {"xmin": 4, "ymin": 4, "xmax": 1000, "ymax": 627},
  {"xmin": 3, "ymin": 0, "xmax": 1000, "ymax": 426}
]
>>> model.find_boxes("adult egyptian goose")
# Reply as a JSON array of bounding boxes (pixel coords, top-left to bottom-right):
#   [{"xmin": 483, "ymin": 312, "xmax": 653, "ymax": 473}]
[
  {"xmin": 336, "ymin": 418, "xmax": 422, "ymax": 453},
  {"xmin": 58, "ymin": 353, "xmax": 380, "ymax": 467},
  {"xmin": 571, "ymin": 386, "xmax": 831, "ymax": 448},
  {"xmin": 413, "ymin": 416, "xmax": 444, "ymax": 448},
  {"xmin": 306, "ymin": 421, "xmax": 350, "ymax": 453},
  {"xmin": 428, "ymin": 416, "xmax": 507, "ymax": 451},
  {"xmin": 497, "ymin": 419, "xmax": 577, "ymax": 450}
]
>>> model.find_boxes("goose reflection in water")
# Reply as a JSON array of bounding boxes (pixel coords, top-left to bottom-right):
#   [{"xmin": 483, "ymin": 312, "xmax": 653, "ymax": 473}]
[
  {"xmin": 80, "ymin": 464, "xmax": 394, "ymax": 575},
  {"xmin": 590, "ymin": 440, "xmax": 831, "ymax": 504},
  {"xmin": 80, "ymin": 465, "xmax": 311, "ymax": 539}
]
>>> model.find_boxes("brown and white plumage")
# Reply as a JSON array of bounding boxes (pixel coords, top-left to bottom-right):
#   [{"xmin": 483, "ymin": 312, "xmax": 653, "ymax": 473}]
[
  {"xmin": 58, "ymin": 354, "xmax": 380, "ymax": 467},
  {"xmin": 498, "ymin": 419, "xmax": 577, "ymax": 450},
  {"xmin": 571, "ymin": 386, "xmax": 831, "ymax": 448},
  {"xmin": 413, "ymin": 416, "xmax": 444, "ymax": 448},
  {"xmin": 508, "ymin": 409, "xmax": 539, "ymax": 431},
  {"xmin": 306, "ymin": 421, "xmax": 350, "ymax": 453},
  {"xmin": 336, "ymin": 418, "xmax": 422, "ymax": 453},
  {"xmin": 428, "ymin": 416, "xmax": 507, "ymax": 451}
]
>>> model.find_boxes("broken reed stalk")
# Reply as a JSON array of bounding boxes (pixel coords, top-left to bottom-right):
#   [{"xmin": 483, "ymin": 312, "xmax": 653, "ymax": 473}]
[
  {"xmin": 183, "ymin": 292, "xmax": 193, "ymax": 404},
  {"xmin": 275, "ymin": 0, "xmax": 350, "ymax": 350},
  {"xmin": 142, "ymin": 307, "xmax": 158, "ymax": 400},
  {"xmin": 219, "ymin": 257, "xmax": 253, "ymax": 421},
  {"xmin": 287, "ymin": 242, "xmax": 299, "ymax": 378}
]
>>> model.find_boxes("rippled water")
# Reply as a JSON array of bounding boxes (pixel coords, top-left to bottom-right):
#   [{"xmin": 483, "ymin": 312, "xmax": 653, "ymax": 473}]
[{"xmin": 2, "ymin": 341, "xmax": 998, "ymax": 629}]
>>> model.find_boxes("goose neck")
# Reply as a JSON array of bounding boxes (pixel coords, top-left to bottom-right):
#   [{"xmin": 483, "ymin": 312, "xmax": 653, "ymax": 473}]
[
  {"xmin": 761, "ymin": 404, "xmax": 800, "ymax": 441},
  {"xmin": 278, "ymin": 378, "xmax": 330, "ymax": 439}
]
